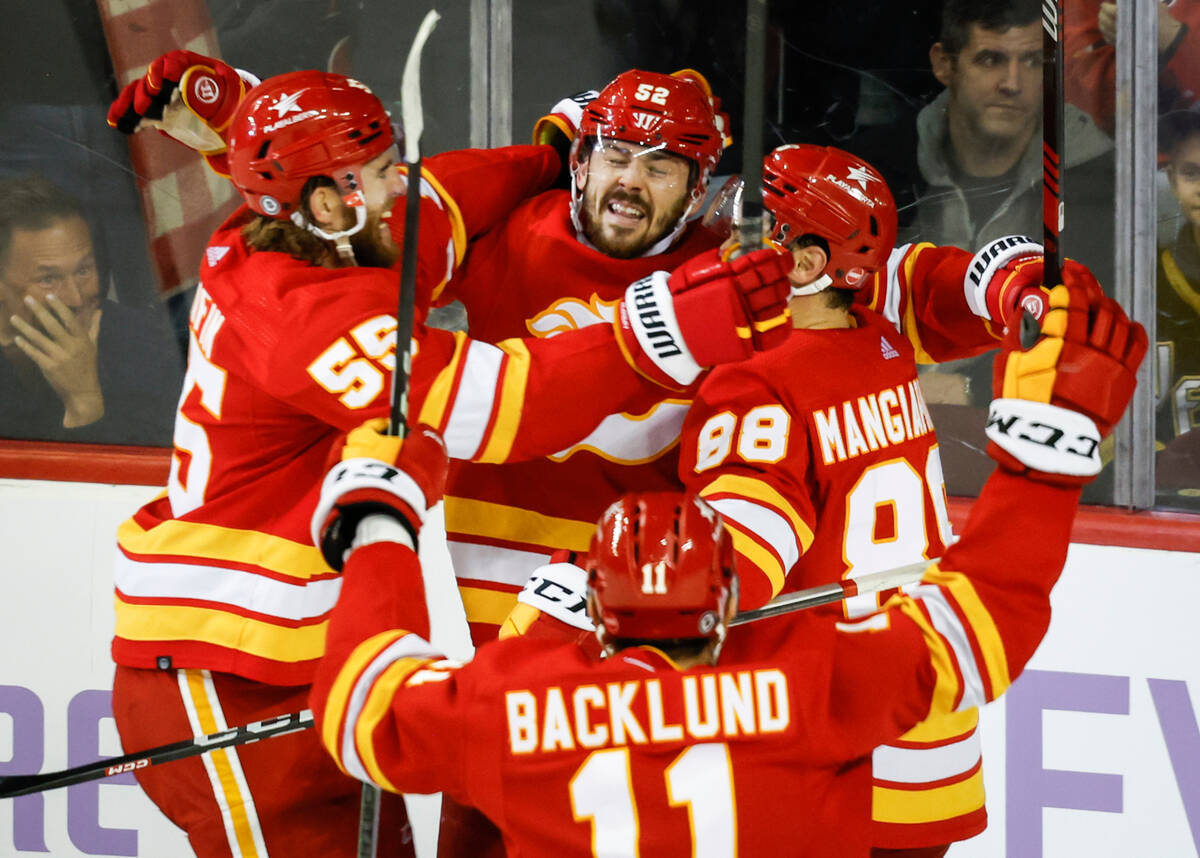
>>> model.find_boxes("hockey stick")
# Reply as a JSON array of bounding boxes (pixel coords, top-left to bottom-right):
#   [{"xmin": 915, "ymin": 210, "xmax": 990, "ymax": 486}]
[
  {"xmin": 1024, "ymin": 0, "xmax": 1067, "ymax": 348},
  {"xmin": 0, "ymin": 710, "xmax": 313, "ymax": 800},
  {"xmin": 737, "ymin": 0, "xmax": 769, "ymax": 251},
  {"xmin": 728, "ymin": 558, "xmax": 934, "ymax": 626},
  {"xmin": 388, "ymin": 8, "xmax": 441, "ymax": 438},
  {"xmin": 362, "ymin": 10, "xmax": 442, "ymax": 857},
  {"xmin": 1041, "ymin": 0, "xmax": 1066, "ymax": 286}
]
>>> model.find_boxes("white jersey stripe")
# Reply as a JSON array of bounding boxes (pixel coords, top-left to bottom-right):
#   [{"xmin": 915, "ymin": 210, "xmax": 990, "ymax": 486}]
[
  {"xmin": 881, "ymin": 244, "xmax": 908, "ymax": 333},
  {"xmin": 872, "ymin": 728, "xmax": 982, "ymax": 784},
  {"xmin": 115, "ymin": 553, "xmax": 341, "ymax": 622},
  {"xmin": 705, "ymin": 497, "xmax": 802, "ymax": 573},
  {"xmin": 447, "ymin": 541, "xmax": 552, "ymax": 589},
  {"xmin": 909, "ymin": 583, "xmax": 987, "ymax": 711},
  {"xmin": 340, "ymin": 635, "xmax": 442, "ymax": 786},
  {"xmin": 442, "ymin": 340, "xmax": 504, "ymax": 459},
  {"xmin": 177, "ymin": 669, "xmax": 270, "ymax": 858}
]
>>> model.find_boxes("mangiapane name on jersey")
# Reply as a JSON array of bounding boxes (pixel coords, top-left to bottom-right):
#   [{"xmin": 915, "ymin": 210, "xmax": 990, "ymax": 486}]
[
  {"xmin": 505, "ymin": 668, "xmax": 790, "ymax": 754},
  {"xmin": 812, "ymin": 378, "xmax": 936, "ymax": 466}
]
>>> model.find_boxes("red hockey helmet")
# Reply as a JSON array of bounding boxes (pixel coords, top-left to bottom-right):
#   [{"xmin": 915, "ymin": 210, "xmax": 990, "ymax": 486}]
[
  {"xmin": 762, "ymin": 144, "xmax": 898, "ymax": 289},
  {"xmin": 571, "ymin": 69, "xmax": 726, "ymax": 201},
  {"xmin": 227, "ymin": 71, "xmax": 398, "ymax": 219},
  {"xmin": 587, "ymin": 492, "xmax": 735, "ymax": 647}
]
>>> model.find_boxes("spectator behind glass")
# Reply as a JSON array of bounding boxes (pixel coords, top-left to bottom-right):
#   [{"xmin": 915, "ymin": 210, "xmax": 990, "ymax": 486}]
[
  {"xmin": 0, "ymin": 176, "xmax": 182, "ymax": 446},
  {"xmin": 0, "ymin": 0, "xmax": 159, "ymax": 312},
  {"xmin": 850, "ymin": 0, "xmax": 1118, "ymax": 496},
  {"xmin": 1066, "ymin": 0, "xmax": 1200, "ymax": 138},
  {"xmin": 1155, "ymin": 110, "xmax": 1200, "ymax": 510}
]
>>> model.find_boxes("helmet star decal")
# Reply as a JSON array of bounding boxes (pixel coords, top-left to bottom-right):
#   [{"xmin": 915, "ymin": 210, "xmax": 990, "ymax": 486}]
[
  {"xmin": 269, "ymin": 91, "xmax": 303, "ymax": 118},
  {"xmin": 846, "ymin": 165, "xmax": 880, "ymax": 191}
]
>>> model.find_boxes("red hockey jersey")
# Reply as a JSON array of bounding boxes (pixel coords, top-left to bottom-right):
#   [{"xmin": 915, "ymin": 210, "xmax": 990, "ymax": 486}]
[
  {"xmin": 112, "ymin": 149, "xmax": 679, "ymax": 686},
  {"xmin": 311, "ymin": 468, "xmax": 1080, "ymax": 858},
  {"xmin": 678, "ymin": 301, "xmax": 988, "ymax": 847}
]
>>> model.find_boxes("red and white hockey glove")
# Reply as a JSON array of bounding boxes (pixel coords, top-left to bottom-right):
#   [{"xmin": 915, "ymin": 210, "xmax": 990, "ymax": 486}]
[
  {"xmin": 986, "ymin": 280, "xmax": 1147, "ymax": 486},
  {"xmin": 311, "ymin": 419, "xmax": 448, "ymax": 571},
  {"xmin": 616, "ymin": 246, "xmax": 793, "ymax": 389},
  {"xmin": 107, "ymin": 50, "xmax": 259, "ymax": 176},
  {"xmin": 966, "ymin": 235, "xmax": 1068, "ymax": 326}
]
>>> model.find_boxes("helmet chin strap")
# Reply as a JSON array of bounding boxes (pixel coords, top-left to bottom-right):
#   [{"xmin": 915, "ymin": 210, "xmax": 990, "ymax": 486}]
[
  {"xmin": 291, "ymin": 205, "xmax": 369, "ymax": 266},
  {"xmin": 789, "ymin": 273, "xmax": 833, "ymax": 298},
  {"xmin": 569, "ymin": 173, "xmax": 705, "ymax": 259}
]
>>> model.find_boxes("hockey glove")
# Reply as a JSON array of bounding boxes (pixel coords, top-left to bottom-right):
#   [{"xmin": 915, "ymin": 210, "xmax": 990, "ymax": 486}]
[
  {"xmin": 533, "ymin": 90, "xmax": 599, "ymax": 188},
  {"xmin": 500, "ymin": 550, "xmax": 595, "ymax": 639},
  {"xmin": 615, "ymin": 246, "xmax": 793, "ymax": 390},
  {"xmin": 986, "ymin": 280, "xmax": 1147, "ymax": 486},
  {"xmin": 963, "ymin": 235, "xmax": 1105, "ymax": 327},
  {"xmin": 311, "ymin": 419, "xmax": 448, "ymax": 571},
  {"xmin": 532, "ymin": 90, "xmax": 599, "ymax": 149},
  {"xmin": 107, "ymin": 50, "xmax": 259, "ymax": 176}
]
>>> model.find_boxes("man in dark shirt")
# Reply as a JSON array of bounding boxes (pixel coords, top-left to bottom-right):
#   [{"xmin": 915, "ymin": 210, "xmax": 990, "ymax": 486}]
[{"xmin": 0, "ymin": 176, "xmax": 181, "ymax": 446}]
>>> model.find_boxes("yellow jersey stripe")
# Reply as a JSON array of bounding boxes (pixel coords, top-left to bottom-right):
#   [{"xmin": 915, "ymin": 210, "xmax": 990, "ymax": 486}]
[
  {"xmin": 356, "ymin": 657, "xmax": 429, "ymax": 794},
  {"xmin": 722, "ymin": 520, "xmax": 787, "ymax": 597},
  {"xmin": 895, "ymin": 706, "xmax": 978, "ymax": 744},
  {"xmin": 699, "ymin": 474, "xmax": 814, "ymax": 554},
  {"xmin": 417, "ymin": 168, "xmax": 468, "ymax": 267},
  {"xmin": 182, "ymin": 671, "xmax": 263, "ymax": 858},
  {"xmin": 459, "ymin": 585, "xmax": 521, "ymax": 626},
  {"xmin": 117, "ymin": 517, "xmax": 327, "ymax": 580},
  {"xmin": 477, "ymin": 339, "xmax": 531, "ymax": 463},
  {"xmin": 900, "ymin": 246, "xmax": 937, "ymax": 364},
  {"xmin": 443, "ymin": 498, "xmax": 595, "ymax": 550},
  {"xmin": 114, "ymin": 596, "xmax": 327, "ymax": 663},
  {"xmin": 924, "ymin": 567, "xmax": 1012, "ymax": 698},
  {"xmin": 417, "ymin": 330, "xmax": 470, "ymax": 431},
  {"xmin": 498, "ymin": 602, "xmax": 542, "ymax": 639},
  {"xmin": 873, "ymin": 767, "xmax": 985, "ymax": 824},
  {"xmin": 321, "ymin": 631, "xmax": 404, "ymax": 772},
  {"xmin": 892, "ymin": 590, "xmax": 962, "ymax": 717}
]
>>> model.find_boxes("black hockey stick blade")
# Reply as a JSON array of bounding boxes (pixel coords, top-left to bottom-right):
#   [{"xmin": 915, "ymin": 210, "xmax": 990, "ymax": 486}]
[
  {"xmin": 736, "ymin": 0, "xmax": 769, "ymax": 253},
  {"xmin": 0, "ymin": 709, "xmax": 314, "ymax": 799},
  {"xmin": 1023, "ymin": 0, "xmax": 1065, "ymax": 352}
]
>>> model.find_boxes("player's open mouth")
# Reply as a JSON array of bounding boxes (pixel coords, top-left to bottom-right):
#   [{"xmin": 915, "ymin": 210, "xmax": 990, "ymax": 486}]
[{"xmin": 607, "ymin": 200, "xmax": 646, "ymax": 221}]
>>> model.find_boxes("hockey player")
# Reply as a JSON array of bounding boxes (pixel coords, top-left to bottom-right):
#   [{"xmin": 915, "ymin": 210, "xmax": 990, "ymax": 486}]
[
  {"xmin": 439, "ymin": 69, "xmax": 733, "ymax": 644},
  {"xmin": 106, "ymin": 67, "xmax": 793, "ymax": 858},
  {"xmin": 674, "ymin": 143, "xmax": 1111, "ymax": 855},
  {"xmin": 308, "ymin": 276, "xmax": 1145, "ymax": 857}
]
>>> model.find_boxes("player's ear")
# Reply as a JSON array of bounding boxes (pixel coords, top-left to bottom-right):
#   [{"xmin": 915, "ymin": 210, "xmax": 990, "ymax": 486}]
[
  {"xmin": 930, "ymin": 42, "xmax": 954, "ymax": 87},
  {"xmin": 307, "ymin": 185, "xmax": 345, "ymax": 228},
  {"xmin": 573, "ymin": 155, "xmax": 590, "ymax": 192},
  {"xmin": 790, "ymin": 243, "xmax": 828, "ymax": 287}
]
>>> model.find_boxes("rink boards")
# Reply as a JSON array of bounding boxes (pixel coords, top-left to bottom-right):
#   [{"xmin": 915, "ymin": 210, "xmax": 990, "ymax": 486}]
[{"xmin": 0, "ymin": 478, "xmax": 1196, "ymax": 858}]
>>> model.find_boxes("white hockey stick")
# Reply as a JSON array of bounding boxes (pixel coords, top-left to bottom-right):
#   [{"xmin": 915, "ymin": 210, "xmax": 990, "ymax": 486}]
[{"xmin": 728, "ymin": 558, "xmax": 935, "ymax": 626}]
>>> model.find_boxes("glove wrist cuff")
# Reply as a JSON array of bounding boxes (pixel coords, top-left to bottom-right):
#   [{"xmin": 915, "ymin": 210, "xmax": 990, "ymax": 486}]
[
  {"xmin": 618, "ymin": 271, "xmax": 703, "ymax": 388},
  {"xmin": 985, "ymin": 398, "xmax": 1102, "ymax": 477},
  {"xmin": 965, "ymin": 235, "xmax": 1042, "ymax": 319},
  {"xmin": 311, "ymin": 457, "xmax": 429, "ymax": 548},
  {"xmin": 351, "ymin": 514, "xmax": 416, "ymax": 554}
]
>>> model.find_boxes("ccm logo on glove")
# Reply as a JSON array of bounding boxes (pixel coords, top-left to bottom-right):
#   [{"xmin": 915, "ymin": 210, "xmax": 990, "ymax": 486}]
[{"xmin": 985, "ymin": 398, "xmax": 1102, "ymax": 477}]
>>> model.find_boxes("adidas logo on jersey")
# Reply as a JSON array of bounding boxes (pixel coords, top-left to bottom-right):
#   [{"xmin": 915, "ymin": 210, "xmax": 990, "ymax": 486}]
[
  {"xmin": 206, "ymin": 246, "xmax": 231, "ymax": 268},
  {"xmin": 880, "ymin": 336, "xmax": 900, "ymax": 360}
]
